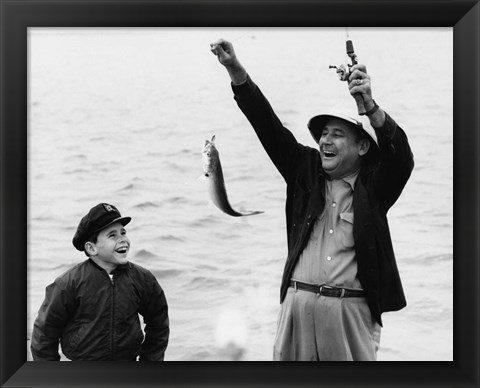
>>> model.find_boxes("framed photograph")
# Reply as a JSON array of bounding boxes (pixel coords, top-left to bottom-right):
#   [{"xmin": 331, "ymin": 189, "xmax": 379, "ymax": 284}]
[{"xmin": 1, "ymin": 0, "xmax": 478, "ymax": 387}]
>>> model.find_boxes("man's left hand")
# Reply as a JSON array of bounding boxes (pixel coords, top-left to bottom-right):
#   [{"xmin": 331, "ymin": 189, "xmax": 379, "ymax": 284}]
[{"xmin": 348, "ymin": 64, "xmax": 376, "ymax": 112}]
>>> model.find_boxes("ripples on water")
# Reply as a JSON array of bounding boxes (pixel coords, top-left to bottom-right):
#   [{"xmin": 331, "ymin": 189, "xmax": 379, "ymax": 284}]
[{"xmin": 28, "ymin": 28, "xmax": 452, "ymax": 361}]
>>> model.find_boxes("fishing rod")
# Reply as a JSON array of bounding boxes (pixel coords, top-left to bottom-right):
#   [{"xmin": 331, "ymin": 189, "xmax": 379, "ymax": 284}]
[{"xmin": 329, "ymin": 29, "xmax": 366, "ymax": 115}]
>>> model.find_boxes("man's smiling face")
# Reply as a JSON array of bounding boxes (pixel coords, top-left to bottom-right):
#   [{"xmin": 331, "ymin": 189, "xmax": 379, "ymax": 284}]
[{"xmin": 319, "ymin": 118, "xmax": 370, "ymax": 180}]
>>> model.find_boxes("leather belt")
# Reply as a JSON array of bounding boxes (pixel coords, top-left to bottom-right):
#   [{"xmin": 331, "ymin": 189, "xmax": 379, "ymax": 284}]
[{"xmin": 290, "ymin": 280, "xmax": 364, "ymax": 298}]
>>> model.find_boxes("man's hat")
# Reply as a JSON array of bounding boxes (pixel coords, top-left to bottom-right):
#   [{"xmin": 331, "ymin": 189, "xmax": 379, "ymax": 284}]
[
  {"xmin": 72, "ymin": 203, "xmax": 131, "ymax": 251},
  {"xmin": 308, "ymin": 105, "xmax": 378, "ymax": 147}
]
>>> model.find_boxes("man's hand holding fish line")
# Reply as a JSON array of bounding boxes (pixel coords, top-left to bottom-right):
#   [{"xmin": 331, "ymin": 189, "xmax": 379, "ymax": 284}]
[
  {"xmin": 210, "ymin": 39, "xmax": 248, "ymax": 85},
  {"xmin": 211, "ymin": 38, "xmax": 414, "ymax": 361}
]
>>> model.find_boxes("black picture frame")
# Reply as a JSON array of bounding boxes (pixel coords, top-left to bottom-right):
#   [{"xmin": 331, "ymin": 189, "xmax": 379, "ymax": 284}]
[{"xmin": 1, "ymin": 0, "xmax": 478, "ymax": 387}]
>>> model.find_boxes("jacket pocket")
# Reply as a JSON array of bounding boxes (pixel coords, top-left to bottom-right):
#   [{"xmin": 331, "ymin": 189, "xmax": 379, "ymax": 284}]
[{"xmin": 62, "ymin": 323, "xmax": 87, "ymax": 358}]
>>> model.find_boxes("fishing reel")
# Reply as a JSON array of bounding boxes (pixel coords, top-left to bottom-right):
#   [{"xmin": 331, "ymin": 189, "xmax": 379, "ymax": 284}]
[
  {"xmin": 329, "ymin": 63, "xmax": 351, "ymax": 81},
  {"xmin": 329, "ymin": 40, "xmax": 358, "ymax": 81},
  {"xmin": 329, "ymin": 39, "xmax": 366, "ymax": 115}
]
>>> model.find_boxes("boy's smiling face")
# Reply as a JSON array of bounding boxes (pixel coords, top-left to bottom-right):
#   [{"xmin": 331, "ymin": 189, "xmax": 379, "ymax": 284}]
[{"xmin": 86, "ymin": 221, "xmax": 130, "ymax": 273}]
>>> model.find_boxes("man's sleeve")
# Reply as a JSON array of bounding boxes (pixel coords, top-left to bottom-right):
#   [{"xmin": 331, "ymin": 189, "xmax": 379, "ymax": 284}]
[
  {"xmin": 371, "ymin": 112, "xmax": 415, "ymax": 209},
  {"xmin": 231, "ymin": 74, "xmax": 309, "ymax": 185}
]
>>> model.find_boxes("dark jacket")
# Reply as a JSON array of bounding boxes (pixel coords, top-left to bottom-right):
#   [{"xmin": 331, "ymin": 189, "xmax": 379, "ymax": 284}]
[
  {"xmin": 232, "ymin": 75, "xmax": 414, "ymax": 325},
  {"xmin": 31, "ymin": 259, "xmax": 169, "ymax": 361}
]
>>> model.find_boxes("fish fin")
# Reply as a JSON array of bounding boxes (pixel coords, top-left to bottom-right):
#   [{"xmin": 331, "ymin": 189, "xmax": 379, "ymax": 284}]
[{"xmin": 206, "ymin": 200, "xmax": 220, "ymax": 213}]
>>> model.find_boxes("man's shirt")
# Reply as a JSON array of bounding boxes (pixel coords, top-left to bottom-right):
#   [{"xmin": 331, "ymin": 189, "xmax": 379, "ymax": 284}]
[{"xmin": 292, "ymin": 171, "xmax": 362, "ymax": 289}]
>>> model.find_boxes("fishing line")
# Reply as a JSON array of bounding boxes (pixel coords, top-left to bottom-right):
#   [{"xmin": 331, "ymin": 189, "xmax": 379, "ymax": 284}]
[{"xmin": 230, "ymin": 29, "xmax": 255, "ymax": 43}]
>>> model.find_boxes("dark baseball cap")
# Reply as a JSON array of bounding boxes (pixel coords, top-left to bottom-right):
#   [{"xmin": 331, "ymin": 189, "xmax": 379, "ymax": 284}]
[{"xmin": 72, "ymin": 203, "xmax": 131, "ymax": 251}]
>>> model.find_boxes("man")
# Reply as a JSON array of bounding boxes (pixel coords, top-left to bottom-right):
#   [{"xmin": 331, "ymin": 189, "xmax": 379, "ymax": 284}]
[{"xmin": 211, "ymin": 39, "xmax": 414, "ymax": 361}]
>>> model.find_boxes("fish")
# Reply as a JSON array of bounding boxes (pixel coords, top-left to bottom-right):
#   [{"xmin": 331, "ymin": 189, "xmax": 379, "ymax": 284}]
[{"xmin": 202, "ymin": 135, "xmax": 264, "ymax": 217}]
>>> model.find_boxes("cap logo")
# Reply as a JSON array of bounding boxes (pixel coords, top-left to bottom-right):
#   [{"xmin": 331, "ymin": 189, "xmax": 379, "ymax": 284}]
[{"xmin": 103, "ymin": 203, "xmax": 118, "ymax": 213}]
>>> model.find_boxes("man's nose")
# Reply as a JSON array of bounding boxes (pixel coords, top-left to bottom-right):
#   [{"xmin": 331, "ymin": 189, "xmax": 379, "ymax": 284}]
[{"xmin": 322, "ymin": 135, "xmax": 333, "ymax": 144}]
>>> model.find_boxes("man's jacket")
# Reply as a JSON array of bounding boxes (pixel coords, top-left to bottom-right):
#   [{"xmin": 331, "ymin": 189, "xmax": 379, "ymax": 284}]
[
  {"xmin": 31, "ymin": 259, "xmax": 169, "ymax": 360},
  {"xmin": 232, "ymin": 75, "xmax": 414, "ymax": 325}
]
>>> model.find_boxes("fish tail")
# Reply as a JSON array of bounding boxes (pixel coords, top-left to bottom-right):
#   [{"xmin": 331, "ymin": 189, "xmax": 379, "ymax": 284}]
[{"xmin": 239, "ymin": 210, "xmax": 265, "ymax": 217}]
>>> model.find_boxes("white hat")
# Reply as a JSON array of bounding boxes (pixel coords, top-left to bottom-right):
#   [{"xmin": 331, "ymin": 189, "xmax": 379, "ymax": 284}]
[{"xmin": 308, "ymin": 104, "xmax": 378, "ymax": 147}]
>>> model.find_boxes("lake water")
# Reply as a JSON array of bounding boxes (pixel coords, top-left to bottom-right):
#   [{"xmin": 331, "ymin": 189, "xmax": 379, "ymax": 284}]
[{"xmin": 27, "ymin": 27, "xmax": 452, "ymax": 361}]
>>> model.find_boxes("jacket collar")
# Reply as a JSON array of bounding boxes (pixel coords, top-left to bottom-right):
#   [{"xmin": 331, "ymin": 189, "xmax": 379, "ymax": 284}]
[
  {"xmin": 88, "ymin": 258, "xmax": 131, "ymax": 273},
  {"xmin": 343, "ymin": 169, "xmax": 360, "ymax": 191}
]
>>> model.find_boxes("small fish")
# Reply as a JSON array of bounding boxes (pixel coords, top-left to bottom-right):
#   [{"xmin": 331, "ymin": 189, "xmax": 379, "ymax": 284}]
[{"xmin": 202, "ymin": 135, "xmax": 264, "ymax": 217}]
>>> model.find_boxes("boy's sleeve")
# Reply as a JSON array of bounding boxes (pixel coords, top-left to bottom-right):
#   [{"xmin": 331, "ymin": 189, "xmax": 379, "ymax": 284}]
[
  {"xmin": 30, "ymin": 278, "xmax": 73, "ymax": 361},
  {"xmin": 138, "ymin": 274, "xmax": 169, "ymax": 361}
]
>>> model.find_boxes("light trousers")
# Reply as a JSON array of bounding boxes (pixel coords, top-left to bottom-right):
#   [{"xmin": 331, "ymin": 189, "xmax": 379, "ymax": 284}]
[{"xmin": 273, "ymin": 287, "xmax": 381, "ymax": 361}]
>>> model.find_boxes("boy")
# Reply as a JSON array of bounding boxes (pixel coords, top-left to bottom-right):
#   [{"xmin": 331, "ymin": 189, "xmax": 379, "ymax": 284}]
[{"xmin": 31, "ymin": 203, "xmax": 169, "ymax": 361}]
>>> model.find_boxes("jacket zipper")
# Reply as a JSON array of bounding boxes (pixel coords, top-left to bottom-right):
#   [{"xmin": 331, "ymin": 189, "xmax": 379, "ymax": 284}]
[{"xmin": 110, "ymin": 275, "xmax": 115, "ymax": 360}]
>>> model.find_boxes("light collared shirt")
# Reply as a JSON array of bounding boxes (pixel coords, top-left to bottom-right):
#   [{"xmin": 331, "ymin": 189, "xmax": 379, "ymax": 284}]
[{"xmin": 292, "ymin": 170, "xmax": 363, "ymax": 289}]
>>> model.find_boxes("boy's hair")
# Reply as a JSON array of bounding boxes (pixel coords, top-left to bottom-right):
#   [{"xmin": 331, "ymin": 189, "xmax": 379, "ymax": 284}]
[{"xmin": 84, "ymin": 231, "xmax": 101, "ymax": 257}]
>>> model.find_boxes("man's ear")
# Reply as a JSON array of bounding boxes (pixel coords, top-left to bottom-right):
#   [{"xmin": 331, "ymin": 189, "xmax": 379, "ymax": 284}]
[
  {"xmin": 358, "ymin": 138, "xmax": 371, "ymax": 156},
  {"xmin": 85, "ymin": 241, "xmax": 97, "ymax": 256}
]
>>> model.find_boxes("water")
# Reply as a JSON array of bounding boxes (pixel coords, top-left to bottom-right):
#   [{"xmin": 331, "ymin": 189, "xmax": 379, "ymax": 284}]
[{"xmin": 27, "ymin": 27, "xmax": 452, "ymax": 361}]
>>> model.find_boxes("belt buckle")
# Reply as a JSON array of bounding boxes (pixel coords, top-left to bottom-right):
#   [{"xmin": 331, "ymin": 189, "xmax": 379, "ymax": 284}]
[
  {"xmin": 318, "ymin": 284, "xmax": 335, "ymax": 297},
  {"xmin": 317, "ymin": 283, "xmax": 331, "ymax": 296}
]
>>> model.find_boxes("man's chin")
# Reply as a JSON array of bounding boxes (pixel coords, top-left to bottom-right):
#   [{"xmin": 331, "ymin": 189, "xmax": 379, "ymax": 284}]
[{"xmin": 322, "ymin": 160, "xmax": 337, "ymax": 174}]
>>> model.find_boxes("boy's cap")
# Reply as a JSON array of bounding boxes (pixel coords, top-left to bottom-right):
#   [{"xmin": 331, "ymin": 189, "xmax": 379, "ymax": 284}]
[
  {"xmin": 72, "ymin": 203, "xmax": 131, "ymax": 251},
  {"xmin": 308, "ymin": 104, "xmax": 378, "ymax": 147}
]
